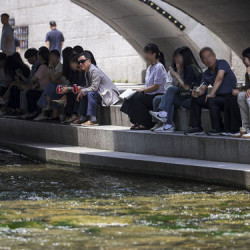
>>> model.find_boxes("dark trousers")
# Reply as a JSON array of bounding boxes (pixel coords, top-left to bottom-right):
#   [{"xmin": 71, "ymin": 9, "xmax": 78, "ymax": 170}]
[
  {"xmin": 121, "ymin": 92, "xmax": 158, "ymax": 129},
  {"xmin": 64, "ymin": 92, "xmax": 78, "ymax": 116},
  {"xmin": 190, "ymin": 95, "xmax": 226, "ymax": 130},
  {"xmin": 190, "ymin": 94, "xmax": 241, "ymax": 131},
  {"xmin": 26, "ymin": 89, "xmax": 42, "ymax": 113},
  {"xmin": 189, "ymin": 95, "xmax": 208, "ymax": 129},
  {"xmin": 0, "ymin": 87, "xmax": 7, "ymax": 97},
  {"xmin": 78, "ymin": 91, "xmax": 102, "ymax": 117},
  {"xmin": 224, "ymin": 94, "xmax": 241, "ymax": 132},
  {"xmin": 8, "ymin": 85, "xmax": 20, "ymax": 109}
]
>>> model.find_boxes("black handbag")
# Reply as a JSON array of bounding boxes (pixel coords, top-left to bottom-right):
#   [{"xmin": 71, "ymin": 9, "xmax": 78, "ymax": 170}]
[{"xmin": 177, "ymin": 88, "xmax": 192, "ymax": 100}]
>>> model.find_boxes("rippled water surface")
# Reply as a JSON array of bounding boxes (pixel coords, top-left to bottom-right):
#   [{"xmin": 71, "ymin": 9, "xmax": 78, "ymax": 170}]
[{"xmin": 0, "ymin": 148, "xmax": 250, "ymax": 249}]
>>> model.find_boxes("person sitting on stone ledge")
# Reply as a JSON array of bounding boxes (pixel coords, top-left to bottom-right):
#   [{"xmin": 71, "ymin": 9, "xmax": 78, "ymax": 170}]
[
  {"xmin": 34, "ymin": 49, "xmax": 68, "ymax": 121},
  {"xmin": 150, "ymin": 46, "xmax": 203, "ymax": 133},
  {"xmin": 184, "ymin": 47, "xmax": 239, "ymax": 136},
  {"xmin": 72, "ymin": 45, "xmax": 84, "ymax": 55},
  {"xmin": 73, "ymin": 51, "xmax": 120, "ymax": 126},
  {"xmin": 149, "ymin": 47, "xmax": 187, "ymax": 131},
  {"xmin": 121, "ymin": 43, "xmax": 167, "ymax": 130},
  {"xmin": 0, "ymin": 52, "xmax": 12, "ymax": 108},
  {"xmin": 237, "ymin": 47, "xmax": 250, "ymax": 138},
  {"xmin": 23, "ymin": 47, "xmax": 50, "ymax": 119},
  {"xmin": 2, "ymin": 54, "xmax": 30, "ymax": 116},
  {"xmin": 58, "ymin": 53, "xmax": 87, "ymax": 125},
  {"xmin": 18, "ymin": 48, "xmax": 41, "ymax": 119}
]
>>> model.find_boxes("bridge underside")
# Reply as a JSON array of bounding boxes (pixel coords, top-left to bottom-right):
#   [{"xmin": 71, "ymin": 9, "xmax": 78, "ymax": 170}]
[
  {"xmin": 72, "ymin": 0, "xmax": 250, "ymax": 64},
  {"xmin": 167, "ymin": 0, "xmax": 250, "ymax": 56}
]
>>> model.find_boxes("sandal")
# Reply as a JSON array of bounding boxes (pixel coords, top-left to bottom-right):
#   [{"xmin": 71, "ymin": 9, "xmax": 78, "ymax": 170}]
[
  {"xmin": 133, "ymin": 125, "xmax": 147, "ymax": 130},
  {"xmin": 130, "ymin": 124, "xmax": 138, "ymax": 130}
]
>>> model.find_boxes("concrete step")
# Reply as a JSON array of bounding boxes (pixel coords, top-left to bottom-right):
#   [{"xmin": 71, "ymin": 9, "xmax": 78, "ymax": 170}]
[
  {"xmin": 0, "ymin": 118, "xmax": 249, "ymax": 164},
  {"xmin": 2, "ymin": 141, "xmax": 250, "ymax": 189},
  {"xmin": 97, "ymin": 104, "xmax": 212, "ymax": 131}
]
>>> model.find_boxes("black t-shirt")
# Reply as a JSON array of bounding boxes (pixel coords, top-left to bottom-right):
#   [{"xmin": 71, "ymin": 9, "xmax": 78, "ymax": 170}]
[
  {"xmin": 68, "ymin": 70, "xmax": 86, "ymax": 87},
  {"xmin": 183, "ymin": 65, "xmax": 202, "ymax": 88}
]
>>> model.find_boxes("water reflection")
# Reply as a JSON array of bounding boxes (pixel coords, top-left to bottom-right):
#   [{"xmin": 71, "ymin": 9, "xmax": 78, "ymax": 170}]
[{"xmin": 0, "ymin": 148, "xmax": 250, "ymax": 249}]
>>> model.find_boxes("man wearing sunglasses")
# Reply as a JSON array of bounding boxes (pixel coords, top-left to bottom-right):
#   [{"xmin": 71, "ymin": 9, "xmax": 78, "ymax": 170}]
[{"xmin": 76, "ymin": 51, "xmax": 120, "ymax": 126}]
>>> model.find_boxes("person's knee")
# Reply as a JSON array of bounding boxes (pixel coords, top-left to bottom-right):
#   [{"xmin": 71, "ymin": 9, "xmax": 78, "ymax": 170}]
[
  {"xmin": 238, "ymin": 92, "xmax": 246, "ymax": 102},
  {"xmin": 153, "ymin": 95, "xmax": 161, "ymax": 104},
  {"xmin": 206, "ymin": 97, "xmax": 216, "ymax": 108},
  {"xmin": 167, "ymin": 86, "xmax": 178, "ymax": 94},
  {"xmin": 134, "ymin": 92, "xmax": 145, "ymax": 103},
  {"xmin": 87, "ymin": 92, "xmax": 99, "ymax": 105},
  {"xmin": 87, "ymin": 91, "xmax": 94, "ymax": 97}
]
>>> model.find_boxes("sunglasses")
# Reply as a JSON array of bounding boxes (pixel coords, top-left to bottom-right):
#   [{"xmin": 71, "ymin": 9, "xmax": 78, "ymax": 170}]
[{"xmin": 78, "ymin": 59, "xmax": 88, "ymax": 65}]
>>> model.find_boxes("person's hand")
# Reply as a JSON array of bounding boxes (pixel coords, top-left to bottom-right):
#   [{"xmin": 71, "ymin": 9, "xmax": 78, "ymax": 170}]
[
  {"xmin": 192, "ymin": 89, "xmax": 199, "ymax": 98},
  {"xmin": 137, "ymin": 88, "xmax": 144, "ymax": 93},
  {"xmin": 246, "ymin": 89, "xmax": 250, "ymax": 98},
  {"xmin": 169, "ymin": 68, "xmax": 179, "ymax": 79},
  {"xmin": 61, "ymin": 87, "xmax": 69, "ymax": 94},
  {"xmin": 76, "ymin": 91, "xmax": 83, "ymax": 102},
  {"xmin": 48, "ymin": 63, "xmax": 53, "ymax": 70},
  {"xmin": 232, "ymin": 89, "xmax": 240, "ymax": 96},
  {"xmin": 205, "ymin": 93, "xmax": 215, "ymax": 102}
]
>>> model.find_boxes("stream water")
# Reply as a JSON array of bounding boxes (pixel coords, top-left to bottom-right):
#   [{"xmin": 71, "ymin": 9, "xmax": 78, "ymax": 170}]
[{"xmin": 0, "ymin": 148, "xmax": 250, "ymax": 249}]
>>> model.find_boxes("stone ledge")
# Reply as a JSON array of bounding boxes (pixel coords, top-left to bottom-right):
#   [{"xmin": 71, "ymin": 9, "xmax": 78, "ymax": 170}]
[
  {"xmin": 3, "ymin": 141, "xmax": 250, "ymax": 190},
  {"xmin": 0, "ymin": 118, "xmax": 249, "ymax": 164},
  {"xmin": 97, "ymin": 104, "xmax": 212, "ymax": 131}
]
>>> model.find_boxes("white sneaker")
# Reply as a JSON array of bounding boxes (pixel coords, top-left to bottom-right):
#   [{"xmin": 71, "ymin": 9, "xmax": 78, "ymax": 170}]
[
  {"xmin": 150, "ymin": 122, "xmax": 162, "ymax": 131},
  {"xmin": 33, "ymin": 113, "xmax": 48, "ymax": 121},
  {"xmin": 149, "ymin": 110, "xmax": 167, "ymax": 123},
  {"xmin": 155, "ymin": 124, "xmax": 174, "ymax": 133}
]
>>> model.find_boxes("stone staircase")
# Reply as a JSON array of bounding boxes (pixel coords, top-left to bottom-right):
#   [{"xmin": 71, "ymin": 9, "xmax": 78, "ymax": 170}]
[{"xmin": 0, "ymin": 117, "xmax": 250, "ymax": 189}]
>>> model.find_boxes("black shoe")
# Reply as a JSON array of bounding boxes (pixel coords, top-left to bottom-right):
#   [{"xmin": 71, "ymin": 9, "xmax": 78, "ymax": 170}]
[
  {"xmin": 184, "ymin": 127, "xmax": 204, "ymax": 136},
  {"xmin": 206, "ymin": 129, "xmax": 222, "ymax": 136}
]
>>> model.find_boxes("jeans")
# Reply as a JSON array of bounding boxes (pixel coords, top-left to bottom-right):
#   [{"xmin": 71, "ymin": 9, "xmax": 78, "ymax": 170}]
[
  {"xmin": 37, "ymin": 83, "xmax": 61, "ymax": 109},
  {"xmin": 237, "ymin": 91, "xmax": 250, "ymax": 129},
  {"xmin": 78, "ymin": 91, "xmax": 102, "ymax": 117},
  {"xmin": 158, "ymin": 86, "xmax": 191, "ymax": 125}
]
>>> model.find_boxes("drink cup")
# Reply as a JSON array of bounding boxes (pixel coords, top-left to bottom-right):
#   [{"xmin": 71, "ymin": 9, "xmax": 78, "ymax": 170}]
[
  {"xmin": 56, "ymin": 85, "xmax": 62, "ymax": 94},
  {"xmin": 236, "ymin": 83, "xmax": 243, "ymax": 90},
  {"xmin": 240, "ymin": 127, "xmax": 247, "ymax": 136},
  {"xmin": 73, "ymin": 84, "xmax": 79, "ymax": 94},
  {"xmin": 193, "ymin": 87, "xmax": 200, "ymax": 98}
]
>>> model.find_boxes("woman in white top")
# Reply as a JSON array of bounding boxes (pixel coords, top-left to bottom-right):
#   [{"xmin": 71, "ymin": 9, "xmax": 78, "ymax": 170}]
[{"xmin": 120, "ymin": 43, "xmax": 167, "ymax": 130}]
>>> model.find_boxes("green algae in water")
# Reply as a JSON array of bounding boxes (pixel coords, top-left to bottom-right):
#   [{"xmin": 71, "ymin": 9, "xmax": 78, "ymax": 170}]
[{"xmin": 0, "ymin": 148, "xmax": 250, "ymax": 249}]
